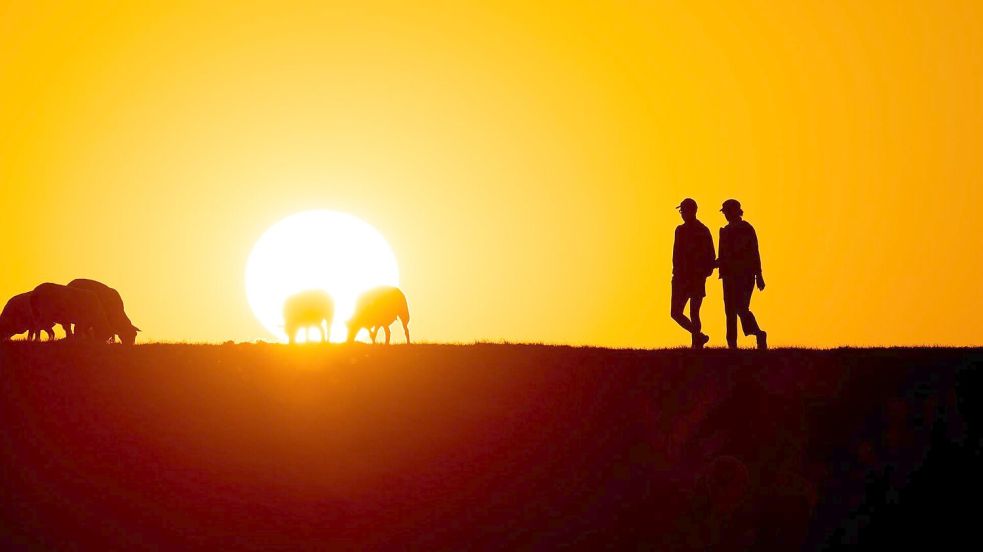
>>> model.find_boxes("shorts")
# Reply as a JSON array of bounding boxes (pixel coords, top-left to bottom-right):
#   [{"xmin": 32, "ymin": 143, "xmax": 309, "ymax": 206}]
[{"xmin": 671, "ymin": 275, "xmax": 707, "ymax": 300}]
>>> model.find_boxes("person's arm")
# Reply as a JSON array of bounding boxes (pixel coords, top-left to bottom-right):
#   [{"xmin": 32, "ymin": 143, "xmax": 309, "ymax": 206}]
[
  {"xmin": 672, "ymin": 227, "xmax": 681, "ymax": 272},
  {"xmin": 717, "ymin": 228, "xmax": 725, "ymax": 276},
  {"xmin": 751, "ymin": 226, "xmax": 765, "ymax": 290},
  {"xmin": 704, "ymin": 227, "xmax": 716, "ymax": 277}
]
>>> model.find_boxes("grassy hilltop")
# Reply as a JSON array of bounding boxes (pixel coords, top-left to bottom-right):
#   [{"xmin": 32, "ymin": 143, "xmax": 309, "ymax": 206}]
[{"xmin": 1, "ymin": 343, "xmax": 981, "ymax": 549}]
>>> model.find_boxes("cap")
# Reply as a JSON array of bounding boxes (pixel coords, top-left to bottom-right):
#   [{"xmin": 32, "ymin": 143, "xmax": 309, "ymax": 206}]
[
  {"xmin": 676, "ymin": 198, "xmax": 697, "ymax": 211},
  {"xmin": 720, "ymin": 199, "xmax": 742, "ymax": 213}
]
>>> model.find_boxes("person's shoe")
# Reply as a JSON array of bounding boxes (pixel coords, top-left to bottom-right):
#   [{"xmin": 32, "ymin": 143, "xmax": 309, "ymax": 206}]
[
  {"xmin": 756, "ymin": 331, "xmax": 768, "ymax": 350},
  {"xmin": 698, "ymin": 333, "xmax": 710, "ymax": 349},
  {"xmin": 691, "ymin": 333, "xmax": 710, "ymax": 349}
]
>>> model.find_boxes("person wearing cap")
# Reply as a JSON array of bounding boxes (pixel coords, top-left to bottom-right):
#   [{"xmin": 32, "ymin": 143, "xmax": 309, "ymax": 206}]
[
  {"xmin": 717, "ymin": 199, "xmax": 767, "ymax": 349},
  {"xmin": 671, "ymin": 198, "xmax": 715, "ymax": 348}
]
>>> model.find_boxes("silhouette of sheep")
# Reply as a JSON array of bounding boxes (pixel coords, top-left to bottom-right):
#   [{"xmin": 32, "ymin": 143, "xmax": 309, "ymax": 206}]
[
  {"xmin": 283, "ymin": 290, "xmax": 334, "ymax": 344},
  {"xmin": 0, "ymin": 291, "xmax": 55, "ymax": 341},
  {"xmin": 30, "ymin": 283, "xmax": 114, "ymax": 342},
  {"xmin": 68, "ymin": 279, "xmax": 140, "ymax": 345},
  {"xmin": 347, "ymin": 286, "xmax": 410, "ymax": 344}
]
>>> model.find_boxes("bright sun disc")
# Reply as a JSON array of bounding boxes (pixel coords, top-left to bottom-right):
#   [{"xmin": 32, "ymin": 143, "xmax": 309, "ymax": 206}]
[{"xmin": 245, "ymin": 210, "xmax": 399, "ymax": 343}]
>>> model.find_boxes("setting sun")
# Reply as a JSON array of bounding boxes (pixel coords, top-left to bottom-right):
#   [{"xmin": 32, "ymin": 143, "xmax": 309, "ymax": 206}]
[{"xmin": 244, "ymin": 210, "xmax": 399, "ymax": 343}]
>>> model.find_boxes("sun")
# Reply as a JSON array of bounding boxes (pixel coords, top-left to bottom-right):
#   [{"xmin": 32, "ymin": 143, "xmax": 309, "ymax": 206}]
[{"xmin": 245, "ymin": 210, "xmax": 399, "ymax": 343}]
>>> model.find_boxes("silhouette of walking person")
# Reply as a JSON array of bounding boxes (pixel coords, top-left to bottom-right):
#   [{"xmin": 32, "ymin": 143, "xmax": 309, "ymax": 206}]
[
  {"xmin": 717, "ymin": 199, "xmax": 767, "ymax": 349},
  {"xmin": 671, "ymin": 198, "xmax": 716, "ymax": 348}
]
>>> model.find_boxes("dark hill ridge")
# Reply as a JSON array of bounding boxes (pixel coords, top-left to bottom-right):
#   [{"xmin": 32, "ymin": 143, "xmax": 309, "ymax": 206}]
[{"xmin": 1, "ymin": 343, "xmax": 980, "ymax": 549}]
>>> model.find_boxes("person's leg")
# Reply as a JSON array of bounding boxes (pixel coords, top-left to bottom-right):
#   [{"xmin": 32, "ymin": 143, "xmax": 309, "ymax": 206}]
[
  {"xmin": 690, "ymin": 295, "xmax": 703, "ymax": 335},
  {"xmin": 670, "ymin": 282, "xmax": 695, "ymax": 334},
  {"xmin": 743, "ymin": 277, "xmax": 767, "ymax": 348},
  {"xmin": 736, "ymin": 277, "xmax": 761, "ymax": 337},
  {"xmin": 689, "ymin": 294, "xmax": 710, "ymax": 348},
  {"xmin": 723, "ymin": 279, "xmax": 738, "ymax": 348}
]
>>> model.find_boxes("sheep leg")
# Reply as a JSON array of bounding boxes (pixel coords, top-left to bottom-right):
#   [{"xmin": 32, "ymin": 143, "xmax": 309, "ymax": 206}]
[{"xmin": 384, "ymin": 325, "xmax": 391, "ymax": 345}]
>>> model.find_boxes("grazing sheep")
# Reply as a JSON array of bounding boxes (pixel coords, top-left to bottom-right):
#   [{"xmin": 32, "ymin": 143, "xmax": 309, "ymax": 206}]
[
  {"xmin": 283, "ymin": 290, "xmax": 334, "ymax": 344},
  {"xmin": 30, "ymin": 283, "xmax": 114, "ymax": 342},
  {"xmin": 0, "ymin": 292, "xmax": 55, "ymax": 341},
  {"xmin": 68, "ymin": 279, "xmax": 140, "ymax": 345},
  {"xmin": 347, "ymin": 286, "xmax": 410, "ymax": 344}
]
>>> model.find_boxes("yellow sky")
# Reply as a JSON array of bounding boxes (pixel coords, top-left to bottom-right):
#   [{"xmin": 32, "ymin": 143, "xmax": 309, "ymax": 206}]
[{"xmin": 2, "ymin": 0, "xmax": 981, "ymax": 346}]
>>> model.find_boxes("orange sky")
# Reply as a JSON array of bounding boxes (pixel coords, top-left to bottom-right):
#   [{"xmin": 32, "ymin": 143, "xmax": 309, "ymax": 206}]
[{"xmin": 2, "ymin": 0, "xmax": 981, "ymax": 346}]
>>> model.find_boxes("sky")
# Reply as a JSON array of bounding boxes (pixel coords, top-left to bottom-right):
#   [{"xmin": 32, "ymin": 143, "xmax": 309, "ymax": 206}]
[{"xmin": 1, "ymin": 0, "xmax": 981, "ymax": 347}]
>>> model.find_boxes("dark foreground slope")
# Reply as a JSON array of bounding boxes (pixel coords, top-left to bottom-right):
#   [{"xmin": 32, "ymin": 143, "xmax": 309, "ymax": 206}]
[{"xmin": 1, "ymin": 344, "xmax": 980, "ymax": 550}]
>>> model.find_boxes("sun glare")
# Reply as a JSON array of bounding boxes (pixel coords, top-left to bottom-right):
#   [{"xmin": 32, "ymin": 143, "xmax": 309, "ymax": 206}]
[{"xmin": 245, "ymin": 210, "xmax": 399, "ymax": 343}]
